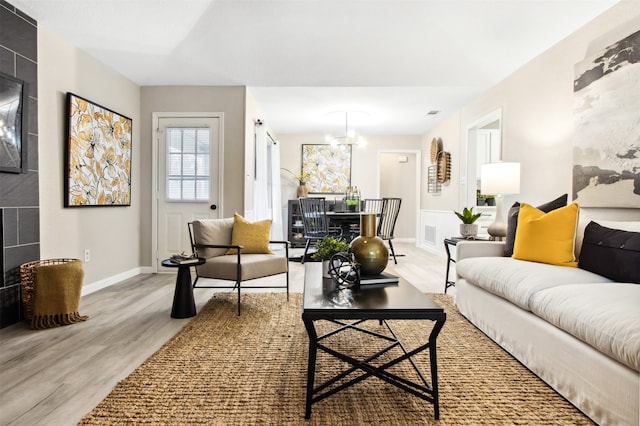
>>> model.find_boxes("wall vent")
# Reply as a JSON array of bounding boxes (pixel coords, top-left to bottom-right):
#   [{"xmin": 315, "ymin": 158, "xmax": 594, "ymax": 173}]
[{"xmin": 424, "ymin": 225, "xmax": 437, "ymax": 245}]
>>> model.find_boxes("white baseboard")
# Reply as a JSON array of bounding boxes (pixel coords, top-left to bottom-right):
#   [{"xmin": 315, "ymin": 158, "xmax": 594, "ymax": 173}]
[{"xmin": 81, "ymin": 267, "xmax": 151, "ymax": 296}]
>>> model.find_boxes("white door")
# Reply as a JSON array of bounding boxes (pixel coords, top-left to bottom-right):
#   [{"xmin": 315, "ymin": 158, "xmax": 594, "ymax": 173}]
[{"xmin": 156, "ymin": 116, "xmax": 221, "ymax": 265}]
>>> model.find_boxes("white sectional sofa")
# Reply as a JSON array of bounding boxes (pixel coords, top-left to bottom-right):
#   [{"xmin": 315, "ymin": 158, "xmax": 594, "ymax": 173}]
[{"xmin": 454, "ymin": 220, "xmax": 640, "ymax": 426}]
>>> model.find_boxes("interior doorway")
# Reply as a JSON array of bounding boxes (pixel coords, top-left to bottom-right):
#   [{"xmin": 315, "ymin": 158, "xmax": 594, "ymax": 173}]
[{"xmin": 378, "ymin": 150, "xmax": 420, "ymax": 242}]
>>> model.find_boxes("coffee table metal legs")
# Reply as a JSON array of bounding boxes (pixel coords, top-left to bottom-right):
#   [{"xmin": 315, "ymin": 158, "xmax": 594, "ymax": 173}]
[
  {"xmin": 171, "ymin": 265, "xmax": 197, "ymax": 318},
  {"xmin": 303, "ymin": 318, "xmax": 445, "ymax": 420},
  {"xmin": 303, "ymin": 320, "xmax": 318, "ymax": 419}
]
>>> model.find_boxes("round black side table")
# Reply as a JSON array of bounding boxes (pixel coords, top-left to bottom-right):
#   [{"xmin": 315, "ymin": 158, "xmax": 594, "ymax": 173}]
[{"xmin": 161, "ymin": 258, "xmax": 205, "ymax": 318}]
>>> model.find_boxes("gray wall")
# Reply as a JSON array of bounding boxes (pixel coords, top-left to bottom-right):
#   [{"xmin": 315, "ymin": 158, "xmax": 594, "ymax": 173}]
[
  {"xmin": 140, "ymin": 86, "xmax": 247, "ymax": 266},
  {"xmin": 0, "ymin": 0, "xmax": 38, "ymax": 327}
]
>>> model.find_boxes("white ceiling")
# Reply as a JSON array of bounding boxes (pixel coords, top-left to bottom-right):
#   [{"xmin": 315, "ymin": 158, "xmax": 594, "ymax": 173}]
[{"xmin": 12, "ymin": 0, "xmax": 620, "ymax": 136}]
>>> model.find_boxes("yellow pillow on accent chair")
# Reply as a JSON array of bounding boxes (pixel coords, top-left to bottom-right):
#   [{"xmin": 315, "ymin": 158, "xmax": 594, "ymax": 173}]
[
  {"xmin": 227, "ymin": 212, "xmax": 273, "ymax": 254},
  {"xmin": 512, "ymin": 203, "xmax": 579, "ymax": 267}
]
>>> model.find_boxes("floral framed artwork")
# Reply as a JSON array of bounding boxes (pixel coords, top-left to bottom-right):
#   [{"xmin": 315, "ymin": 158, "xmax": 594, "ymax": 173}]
[
  {"xmin": 0, "ymin": 72, "xmax": 27, "ymax": 173},
  {"xmin": 64, "ymin": 93, "xmax": 132, "ymax": 207},
  {"xmin": 301, "ymin": 144, "xmax": 351, "ymax": 193}
]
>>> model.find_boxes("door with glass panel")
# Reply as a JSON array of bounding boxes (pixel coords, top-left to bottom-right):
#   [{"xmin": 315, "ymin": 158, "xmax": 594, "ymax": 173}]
[{"xmin": 157, "ymin": 117, "xmax": 220, "ymax": 264}]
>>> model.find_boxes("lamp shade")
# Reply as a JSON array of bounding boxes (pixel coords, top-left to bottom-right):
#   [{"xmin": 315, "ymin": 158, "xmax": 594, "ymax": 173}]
[{"xmin": 480, "ymin": 162, "xmax": 520, "ymax": 195}]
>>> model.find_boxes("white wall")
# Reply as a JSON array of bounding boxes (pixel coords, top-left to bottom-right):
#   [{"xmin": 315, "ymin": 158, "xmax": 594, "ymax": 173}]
[
  {"xmin": 421, "ymin": 1, "xmax": 640, "ymax": 249},
  {"xmin": 421, "ymin": 111, "xmax": 462, "ymax": 211},
  {"xmin": 38, "ymin": 26, "xmax": 142, "ymax": 286},
  {"xmin": 379, "ymin": 151, "xmax": 419, "ymax": 240}
]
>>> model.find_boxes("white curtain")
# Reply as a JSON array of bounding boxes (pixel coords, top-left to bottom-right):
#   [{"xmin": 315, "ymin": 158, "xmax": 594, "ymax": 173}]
[
  {"xmin": 254, "ymin": 123, "xmax": 268, "ymax": 221},
  {"xmin": 268, "ymin": 135, "xmax": 284, "ymax": 241},
  {"xmin": 253, "ymin": 123, "xmax": 284, "ymax": 240}
]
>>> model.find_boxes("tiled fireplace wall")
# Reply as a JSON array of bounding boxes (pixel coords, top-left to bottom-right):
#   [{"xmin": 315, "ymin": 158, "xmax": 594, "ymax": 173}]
[{"xmin": 0, "ymin": 1, "xmax": 39, "ymax": 327}]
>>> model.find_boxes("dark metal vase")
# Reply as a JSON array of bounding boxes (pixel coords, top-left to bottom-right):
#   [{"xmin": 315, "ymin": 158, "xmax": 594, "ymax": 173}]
[{"xmin": 349, "ymin": 213, "xmax": 389, "ymax": 276}]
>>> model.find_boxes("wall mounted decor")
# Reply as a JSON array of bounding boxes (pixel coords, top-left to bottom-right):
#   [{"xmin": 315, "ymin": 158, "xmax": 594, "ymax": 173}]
[
  {"xmin": 65, "ymin": 93, "xmax": 132, "ymax": 207},
  {"xmin": 430, "ymin": 137, "xmax": 442, "ymax": 163},
  {"xmin": 427, "ymin": 165, "xmax": 441, "ymax": 193},
  {"xmin": 301, "ymin": 144, "xmax": 351, "ymax": 193},
  {"xmin": 427, "ymin": 137, "xmax": 450, "ymax": 189},
  {"xmin": 0, "ymin": 72, "xmax": 28, "ymax": 173},
  {"xmin": 437, "ymin": 151, "xmax": 451, "ymax": 183},
  {"xmin": 573, "ymin": 29, "xmax": 640, "ymax": 208}
]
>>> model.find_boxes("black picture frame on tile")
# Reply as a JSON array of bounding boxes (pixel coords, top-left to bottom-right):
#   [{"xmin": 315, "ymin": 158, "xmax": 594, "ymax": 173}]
[{"xmin": 0, "ymin": 72, "xmax": 28, "ymax": 174}]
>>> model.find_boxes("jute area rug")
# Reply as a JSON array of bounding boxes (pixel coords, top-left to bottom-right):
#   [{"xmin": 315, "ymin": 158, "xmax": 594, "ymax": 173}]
[{"xmin": 79, "ymin": 293, "xmax": 592, "ymax": 425}]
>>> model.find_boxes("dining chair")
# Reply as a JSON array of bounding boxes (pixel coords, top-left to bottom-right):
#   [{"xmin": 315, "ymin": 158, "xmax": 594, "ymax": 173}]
[
  {"xmin": 345, "ymin": 198, "xmax": 382, "ymax": 238},
  {"xmin": 378, "ymin": 197, "xmax": 402, "ymax": 264},
  {"xmin": 298, "ymin": 197, "xmax": 341, "ymax": 263},
  {"xmin": 363, "ymin": 198, "xmax": 384, "ymax": 214}
]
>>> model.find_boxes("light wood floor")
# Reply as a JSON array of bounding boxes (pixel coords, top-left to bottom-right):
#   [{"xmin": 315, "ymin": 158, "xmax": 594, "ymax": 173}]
[{"xmin": 0, "ymin": 242, "xmax": 447, "ymax": 426}]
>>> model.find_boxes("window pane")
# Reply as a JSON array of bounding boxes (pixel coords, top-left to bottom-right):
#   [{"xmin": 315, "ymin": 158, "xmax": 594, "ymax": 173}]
[
  {"xmin": 168, "ymin": 129, "xmax": 182, "ymax": 152},
  {"xmin": 183, "ymin": 130, "xmax": 196, "ymax": 152},
  {"xmin": 196, "ymin": 180, "xmax": 209, "ymax": 200},
  {"xmin": 165, "ymin": 127, "xmax": 210, "ymax": 202},
  {"xmin": 168, "ymin": 154, "xmax": 182, "ymax": 175},
  {"xmin": 197, "ymin": 130, "xmax": 209, "ymax": 153},
  {"xmin": 182, "ymin": 154, "xmax": 196, "ymax": 176},
  {"xmin": 182, "ymin": 179, "xmax": 195, "ymax": 199},
  {"xmin": 167, "ymin": 179, "xmax": 181, "ymax": 200},
  {"xmin": 196, "ymin": 154, "xmax": 209, "ymax": 176}
]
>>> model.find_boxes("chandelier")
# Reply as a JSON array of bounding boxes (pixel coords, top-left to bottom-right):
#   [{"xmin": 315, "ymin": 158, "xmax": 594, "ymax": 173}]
[{"xmin": 324, "ymin": 111, "xmax": 367, "ymax": 147}]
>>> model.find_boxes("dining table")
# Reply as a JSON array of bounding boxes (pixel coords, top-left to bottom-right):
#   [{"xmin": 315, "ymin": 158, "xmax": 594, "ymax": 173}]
[{"xmin": 326, "ymin": 211, "xmax": 371, "ymax": 241}]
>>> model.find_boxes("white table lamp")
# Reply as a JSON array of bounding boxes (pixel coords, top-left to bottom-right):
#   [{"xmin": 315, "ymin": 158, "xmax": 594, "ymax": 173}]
[{"xmin": 480, "ymin": 162, "xmax": 520, "ymax": 239}]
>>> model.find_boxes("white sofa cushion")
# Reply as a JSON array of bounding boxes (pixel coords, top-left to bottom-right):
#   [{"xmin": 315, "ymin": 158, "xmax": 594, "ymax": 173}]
[
  {"xmin": 456, "ymin": 257, "xmax": 612, "ymax": 311},
  {"xmin": 529, "ymin": 283, "xmax": 640, "ymax": 372}
]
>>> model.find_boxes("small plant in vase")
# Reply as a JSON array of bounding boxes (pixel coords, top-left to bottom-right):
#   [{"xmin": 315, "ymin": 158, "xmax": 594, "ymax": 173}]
[
  {"xmin": 311, "ymin": 237, "xmax": 350, "ymax": 277},
  {"xmin": 454, "ymin": 207, "xmax": 482, "ymax": 238},
  {"xmin": 282, "ymin": 168, "xmax": 311, "ymax": 197}
]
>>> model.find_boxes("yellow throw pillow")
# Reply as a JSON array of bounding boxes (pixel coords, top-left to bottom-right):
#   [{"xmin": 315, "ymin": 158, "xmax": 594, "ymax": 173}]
[
  {"xmin": 512, "ymin": 203, "xmax": 579, "ymax": 267},
  {"xmin": 227, "ymin": 212, "xmax": 273, "ymax": 255}
]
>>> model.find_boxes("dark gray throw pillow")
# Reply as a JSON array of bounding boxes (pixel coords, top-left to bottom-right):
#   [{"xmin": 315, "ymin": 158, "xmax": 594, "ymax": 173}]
[
  {"xmin": 578, "ymin": 221, "xmax": 640, "ymax": 284},
  {"xmin": 504, "ymin": 194, "xmax": 568, "ymax": 256}
]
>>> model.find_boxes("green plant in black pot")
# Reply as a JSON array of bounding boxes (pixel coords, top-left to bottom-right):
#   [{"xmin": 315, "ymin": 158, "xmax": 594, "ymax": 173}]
[{"xmin": 454, "ymin": 207, "xmax": 482, "ymax": 238}]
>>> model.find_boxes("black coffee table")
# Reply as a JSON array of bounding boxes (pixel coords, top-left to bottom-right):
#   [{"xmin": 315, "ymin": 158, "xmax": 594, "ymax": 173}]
[{"xmin": 302, "ymin": 262, "xmax": 446, "ymax": 419}]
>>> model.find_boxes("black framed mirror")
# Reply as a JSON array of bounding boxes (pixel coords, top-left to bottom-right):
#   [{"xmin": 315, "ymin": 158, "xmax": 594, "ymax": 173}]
[{"xmin": 0, "ymin": 72, "xmax": 27, "ymax": 174}]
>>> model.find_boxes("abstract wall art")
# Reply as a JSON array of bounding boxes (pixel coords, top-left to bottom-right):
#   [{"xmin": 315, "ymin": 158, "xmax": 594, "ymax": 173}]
[
  {"xmin": 65, "ymin": 93, "xmax": 132, "ymax": 207},
  {"xmin": 301, "ymin": 144, "xmax": 351, "ymax": 193},
  {"xmin": 573, "ymin": 29, "xmax": 640, "ymax": 208}
]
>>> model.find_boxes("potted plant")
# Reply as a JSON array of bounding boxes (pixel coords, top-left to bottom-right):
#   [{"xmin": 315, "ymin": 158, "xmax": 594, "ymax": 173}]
[
  {"xmin": 282, "ymin": 168, "xmax": 311, "ymax": 197},
  {"xmin": 454, "ymin": 207, "xmax": 482, "ymax": 238},
  {"xmin": 311, "ymin": 237, "xmax": 350, "ymax": 276}
]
